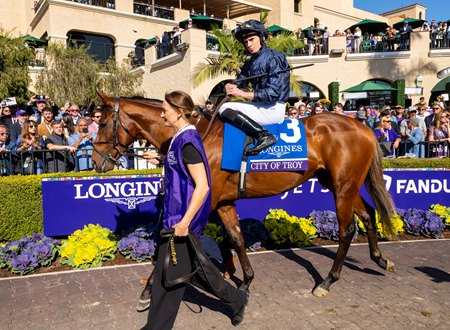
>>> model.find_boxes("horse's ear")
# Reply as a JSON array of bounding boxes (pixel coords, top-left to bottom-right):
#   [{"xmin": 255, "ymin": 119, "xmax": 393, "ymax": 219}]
[{"xmin": 96, "ymin": 91, "xmax": 112, "ymax": 104}]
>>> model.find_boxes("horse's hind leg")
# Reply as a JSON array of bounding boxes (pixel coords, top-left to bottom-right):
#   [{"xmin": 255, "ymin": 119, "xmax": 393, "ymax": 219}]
[
  {"xmin": 217, "ymin": 204, "xmax": 254, "ymax": 292},
  {"xmin": 354, "ymin": 195, "xmax": 396, "ymax": 272}
]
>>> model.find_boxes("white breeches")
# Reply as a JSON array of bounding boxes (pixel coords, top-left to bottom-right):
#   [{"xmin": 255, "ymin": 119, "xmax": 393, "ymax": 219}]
[{"xmin": 218, "ymin": 101, "xmax": 286, "ymax": 125}]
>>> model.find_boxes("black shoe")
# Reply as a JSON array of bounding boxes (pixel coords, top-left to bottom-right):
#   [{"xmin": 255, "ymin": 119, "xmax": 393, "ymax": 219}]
[
  {"xmin": 246, "ymin": 131, "xmax": 277, "ymax": 156},
  {"xmin": 231, "ymin": 292, "xmax": 249, "ymax": 326}
]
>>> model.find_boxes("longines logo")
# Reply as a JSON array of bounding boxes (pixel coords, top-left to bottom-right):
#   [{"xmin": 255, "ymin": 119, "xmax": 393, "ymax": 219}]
[
  {"xmin": 73, "ymin": 181, "xmax": 161, "ymax": 209},
  {"xmin": 261, "ymin": 144, "xmax": 303, "ymax": 158}
]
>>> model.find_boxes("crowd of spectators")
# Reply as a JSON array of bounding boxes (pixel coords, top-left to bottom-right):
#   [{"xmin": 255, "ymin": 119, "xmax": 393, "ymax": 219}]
[{"xmin": 285, "ymin": 95, "xmax": 449, "ymax": 158}]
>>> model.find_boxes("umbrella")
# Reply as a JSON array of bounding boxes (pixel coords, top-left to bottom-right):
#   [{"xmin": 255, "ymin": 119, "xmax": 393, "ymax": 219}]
[
  {"xmin": 138, "ymin": 37, "xmax": 157, "ymax": 47},
  {"xmin": 18, "ymin": 34, "xmax": 47, "ymax": 47},
  {"xmin": 179, "ymin": 15, "xmax": 223, "ymax": 30},
  {"xmin": 348, "ymin": 19, "xmax": 388, "ymax": 34},
  {"xmin": 393, "ymin": 18, "xmax": 426, "ymax": 30},
  {"xmin": 267, "ymin": 24, "xmax": 292, "ymax": 34},
  {"xmin": 341, "ymin": 81, "xmax": 396, "ymax": 93}
]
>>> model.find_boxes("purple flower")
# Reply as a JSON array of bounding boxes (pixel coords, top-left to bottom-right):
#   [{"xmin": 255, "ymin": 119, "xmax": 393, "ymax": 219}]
[
  {"xmin": 11, "ymin": 251, "xmax": 38, "ymax": 274},
  {"xmin": 130, "ymin": 240, "xmax": 155, "ymax": 262},
  {"xmin": 310, "ymin": 210, "xmax": 339, "ymax": 240}
]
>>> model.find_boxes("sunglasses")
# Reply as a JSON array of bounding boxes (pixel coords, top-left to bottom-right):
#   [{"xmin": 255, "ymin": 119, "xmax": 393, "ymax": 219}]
[
  {"xmin": 93, "ymin": 115, "xmax": 102, "ymax": 118},
  {"xmin": 29, "ymin": 125, "xmax": 37, "ymax": 128},
  {"xmin": 290, "ymin": 112, "xmax": 298, "ymax": 115},
  {"xmin": 0, "ymin": 132, "xmax": 9, "ymax": 136},
  {"xmin": 382, "ymin": 120, "xmax": 392, "ymax": 123},
  {"xmin": 432, "ymin": 107, "xmax": 440, "ymax": 110}
]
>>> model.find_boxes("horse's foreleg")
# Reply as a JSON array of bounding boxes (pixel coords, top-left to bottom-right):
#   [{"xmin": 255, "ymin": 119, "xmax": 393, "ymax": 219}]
[
  {"xmin": 312, "ymin": 195, "xmax": 356, "ymax": 297},
  {"xmin": 217, "ymin": 205, "xmax": 254, "ymax": 292},
  {"xmin": 354, "ymin": 195, "xmax": 396, "ymax": 272}
]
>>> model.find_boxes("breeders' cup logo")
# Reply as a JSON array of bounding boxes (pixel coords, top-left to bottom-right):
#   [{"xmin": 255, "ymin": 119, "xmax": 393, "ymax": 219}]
[
  {"xmin": 74, "ymin": 181, "xmax": 160, "ymax": 209},
  {"xmin": 167, "ymin": 151, "xmax": 177, "ymax": 165}
]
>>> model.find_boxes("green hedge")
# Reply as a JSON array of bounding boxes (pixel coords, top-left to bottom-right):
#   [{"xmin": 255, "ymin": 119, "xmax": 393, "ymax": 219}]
[{"xmin": 1, "ymin": 159, "xmax": 449, "ymax": 241}]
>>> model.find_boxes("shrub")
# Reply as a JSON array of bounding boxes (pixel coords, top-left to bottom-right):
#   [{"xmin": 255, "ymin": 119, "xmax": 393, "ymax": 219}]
[
  {"xmin": 429, "ymin": 204, "xmax": 450, "ymax": 228},
  {"xmin": 310, "ymin": 210, "xmax": 339, "ymax": 240},
  {"xmin": 356, "ymin": 211, "xmax": 404, "ymax": 239},
  {"xmin": 264, "ymin": 209, "xmax": 316, "ymax": 247},
  {"xmin": 59, "ymin": 224, "xmax": 117, "ymax": 269},
  {"xmin": 0, "ymin": 233, "xmax": 59, "ymax": 275}
]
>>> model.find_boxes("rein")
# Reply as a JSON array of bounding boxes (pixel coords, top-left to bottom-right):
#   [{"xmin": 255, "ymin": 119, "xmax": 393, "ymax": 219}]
[
  {"xmin": 201, "ymin": 96, "xmax": 229, "ymax": 141},
  {"xmin": 93, "ymin": 98, "xmax": 136, "ymax": 167}
]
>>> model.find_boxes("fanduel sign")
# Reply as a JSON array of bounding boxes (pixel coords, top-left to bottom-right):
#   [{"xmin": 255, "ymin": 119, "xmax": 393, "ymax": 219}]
[{"xmin": 42, "ymin": 170, "xmax": 449, "ymax": 236}]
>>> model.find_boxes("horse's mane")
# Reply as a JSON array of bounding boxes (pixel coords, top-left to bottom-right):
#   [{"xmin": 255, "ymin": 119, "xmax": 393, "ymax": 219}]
[{"xmin": 126, "ymin": 96, "xmax": 163, "ymax": 105}]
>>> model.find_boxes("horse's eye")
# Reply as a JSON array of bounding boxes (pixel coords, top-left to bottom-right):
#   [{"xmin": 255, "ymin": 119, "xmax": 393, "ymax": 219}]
[{"xmin": 98, "ymin": 123, "xmax": 107, "ymax": 129}]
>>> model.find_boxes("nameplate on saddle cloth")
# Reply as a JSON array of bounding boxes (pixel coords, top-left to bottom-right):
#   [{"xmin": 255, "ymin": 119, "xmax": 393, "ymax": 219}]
[{"xmin": 221, "ymin": 119, "xmax": 308, "ymax": 172}]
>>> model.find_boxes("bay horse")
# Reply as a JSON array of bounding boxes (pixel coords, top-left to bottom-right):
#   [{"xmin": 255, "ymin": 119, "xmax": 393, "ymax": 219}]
[{"xmin": 92, "ymin": 93, "xmax": 396, "ymax": 297}]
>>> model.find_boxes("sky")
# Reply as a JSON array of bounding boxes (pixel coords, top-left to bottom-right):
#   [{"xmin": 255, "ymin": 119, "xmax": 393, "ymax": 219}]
[{"xmin": 353, "ymin": 0, "xmax": 449, "ymax": 23}]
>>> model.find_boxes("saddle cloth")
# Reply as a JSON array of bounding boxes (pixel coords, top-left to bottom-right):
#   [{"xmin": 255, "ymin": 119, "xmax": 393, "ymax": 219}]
[{"xmin": 221, "ymin": 118, "xmax": 308, "ymax": 172}]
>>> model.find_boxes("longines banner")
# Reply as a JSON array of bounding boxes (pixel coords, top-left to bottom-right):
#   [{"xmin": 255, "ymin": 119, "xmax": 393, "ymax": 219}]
[{"xmin": 42, "ymin": 170, "xmax": 450, "ymax": 236}]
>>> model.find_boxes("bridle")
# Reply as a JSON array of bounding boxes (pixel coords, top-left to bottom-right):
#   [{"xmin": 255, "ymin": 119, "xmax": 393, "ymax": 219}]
[{"xmin": 93, "ymin": 98, "xmax": 135, "ymax": 168}]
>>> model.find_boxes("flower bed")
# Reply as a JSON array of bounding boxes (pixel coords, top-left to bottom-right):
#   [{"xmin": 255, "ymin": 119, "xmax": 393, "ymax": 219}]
[{"xmin": 1, "ymin": 204, "xmax": 449, "ymax": 277}]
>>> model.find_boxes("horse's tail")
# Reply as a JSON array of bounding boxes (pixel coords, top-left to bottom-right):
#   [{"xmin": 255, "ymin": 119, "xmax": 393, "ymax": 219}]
[{"xmin": 364, "ymin": 142, "xmax": 397, "ymax": 237}]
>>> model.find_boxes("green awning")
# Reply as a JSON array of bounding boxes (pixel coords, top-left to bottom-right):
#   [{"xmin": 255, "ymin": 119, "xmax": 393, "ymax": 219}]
[
  {"xmin": 18, "ymin": 34, "xmax": 48, "ymax": 47},
  {"xmin": 393, "ymin": 18, "xmax": 426, "ymax": 30},
  {"xmin": 342, "ymin": 81, "xmax": 396, "ymax": 93},
  {"xmin": 267, "ymin": 25, "xmax": 291, "ymax": 34},
  {"xmin": 348, "ymin": 19, "xmax": 388, "ymax": 34},
  {"xmin": 431, "ymin": 76, "xmax": 450, "ymax": 92}
]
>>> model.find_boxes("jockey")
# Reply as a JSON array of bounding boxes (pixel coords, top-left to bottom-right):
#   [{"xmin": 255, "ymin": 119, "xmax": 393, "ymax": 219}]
[{"xmin": 219, "ymin": 20, "xmax": 290, "ymax": 155}]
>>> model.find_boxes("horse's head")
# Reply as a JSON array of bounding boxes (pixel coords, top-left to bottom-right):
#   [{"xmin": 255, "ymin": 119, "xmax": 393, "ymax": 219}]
[{"xmin": 92, "ymin": 92, "xmax": 171, "ymax": 173}]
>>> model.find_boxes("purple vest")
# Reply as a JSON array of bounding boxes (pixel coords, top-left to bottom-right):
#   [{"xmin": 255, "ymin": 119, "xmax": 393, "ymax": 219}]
[{"xmin": 163, "ymin": 127, "xmax": 212, "ymax": 237}]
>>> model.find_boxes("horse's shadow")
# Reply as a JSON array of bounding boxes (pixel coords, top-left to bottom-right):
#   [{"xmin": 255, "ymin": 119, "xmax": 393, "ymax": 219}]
[
  {"xmin": 415, "ymin": 266, "xmax": 450, "ymax": 283},
  {"xmin": 181, "ymin": 285, "xmax": 234, "ymax": 320},
  {"xmin": 276, "ymin": 245, "xmax": 385, "ymax": 287}
]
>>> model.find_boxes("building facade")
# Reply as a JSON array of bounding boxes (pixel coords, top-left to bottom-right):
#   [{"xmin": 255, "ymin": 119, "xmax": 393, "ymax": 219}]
[{"xmin": 1, "ymin": 0, "xmax": 449, "ymax": 107}]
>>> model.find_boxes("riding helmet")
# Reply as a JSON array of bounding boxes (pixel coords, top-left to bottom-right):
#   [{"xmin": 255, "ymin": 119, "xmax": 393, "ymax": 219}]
[{"xmin": 234, "ymin": 20, "xmax": 267, "ymax": 43}]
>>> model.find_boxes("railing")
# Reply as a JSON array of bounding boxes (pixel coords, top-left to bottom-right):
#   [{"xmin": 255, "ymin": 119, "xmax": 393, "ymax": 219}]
[
  {"xmin": 1, "ymin": 142, "xmax": 447, "ymax": 177},
  {"xmin": 64, "ymin": 0, "xmax": 115, "ymax": 9},
  {"xmin": 133, "ymin": 2, "xmax": 174, "ymax": 20},
  {"xmin": 0, "ymin": 147, "xmax": 159, "ymax": 176}
]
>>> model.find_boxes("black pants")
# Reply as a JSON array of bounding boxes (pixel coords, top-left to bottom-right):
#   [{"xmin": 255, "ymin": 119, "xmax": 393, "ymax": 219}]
[{"xmin": 141, "ymin": 236, "xmax": 246, "ymax": 330}]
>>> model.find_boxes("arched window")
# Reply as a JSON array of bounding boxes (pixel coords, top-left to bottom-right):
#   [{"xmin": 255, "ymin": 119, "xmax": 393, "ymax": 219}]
[
  {"xmin": 66, "ymin": 31, "xmax": 114, "ymax": 63},
  {"xmin": 419, "ymin": 12, "xmax": 422, "ymax": 20}
]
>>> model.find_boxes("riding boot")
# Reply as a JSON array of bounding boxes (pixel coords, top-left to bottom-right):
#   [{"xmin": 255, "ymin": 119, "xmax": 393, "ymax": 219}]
[{"xmin": 221, "ymin": 109, "xmax": 277, "ymax": 156}]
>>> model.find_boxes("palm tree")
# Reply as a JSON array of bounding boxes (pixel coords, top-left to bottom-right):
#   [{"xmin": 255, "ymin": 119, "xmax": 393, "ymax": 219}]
[{"xmin": 192, "ymin": 11, "xmax": 304, "ymax": 99}]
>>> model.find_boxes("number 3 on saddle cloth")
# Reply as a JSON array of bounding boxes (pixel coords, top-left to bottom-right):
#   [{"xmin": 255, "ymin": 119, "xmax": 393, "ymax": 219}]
[{"xmin": 221, "ymin": 118, "xmax": 309, "ymax": 172}]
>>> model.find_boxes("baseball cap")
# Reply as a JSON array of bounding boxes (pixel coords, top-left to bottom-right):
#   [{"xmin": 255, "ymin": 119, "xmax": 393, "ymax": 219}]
[
  {"xmin": 356, "ymin": 109, "xmax": 367, "ymax": 120},
  {"xmin": 408, "ymin": 118, "xmax": 420, "ymax": 125},
  {"xmin": 407, "ymin": 106, "xmax": 417, "ymax": 112},
  {"xmin": 15, "ymin": 109, "xmax": 27, "ymax": 117},
  {"xmin": 205, "ymin": 99, "xmax": 212, "ymax": 104}
]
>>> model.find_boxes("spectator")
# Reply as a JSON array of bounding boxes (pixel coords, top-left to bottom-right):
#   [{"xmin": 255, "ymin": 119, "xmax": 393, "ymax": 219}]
[
  {"xmin": 306, "ymin": 26, "xmax": 315, "ymax": 55},
  {"xmin": 353, "ymin": 27, "xmax": 362, "ymax": 53},
  {"xmin": 333, "ymin": 103, "xmax": 345, "ymax": 115},
  {"xmin": 297, "ymin": 104, "xmax": 309, "ymax": 118},
  {"xmin": 37, "ymin": 107, "xmax": 54, "ymax": 139},
  {"xmin": 154, "ymin": 35, "xmax": 163, "ymax": 59},
  {"xmin": 399, "ymin": 22, "xmax": 412, "ymax": 50},
  {"xmin": 45, "ymin": 121, "xmax": 76, "ymax": 173},
  {"xmin": 355, "ymin": 107, "xmax": 373, "ymax": 129},
  {"xmin": 428, "ymin": 112, "xmax": 449, "ymax": 157},
  {"xmin": 68, "ymin": 104, "xmax": 82, "ymax": 126},
  {"xmin": 345, "ymin": 29, "xmax": 353, "ymax": 53},
  {"xmin": 9, "ymin": 110, "xmax": 28, "ymax": 144},
  {"xmin": 68, "ymin": 118, "xmax": 97, "ymax": 171},
  {"xmin": 288, "ymin": 107, "xmax": 299, "ymax": 119},
  {"xmin": 185, "ymin": 18, "xmax": 197, "ymax": 29},
  {"xmin": 88, "ymin": 107, "xmax": 102, "ymax": 134},
  {"xmin": 401, "ymin": 107, "xmax": 427, "ymax": 140},
  {"xmin": 172, "ymin": 25, "xmax": 181, "ymax": 46},
  {"xmin": 404, "ymin": 118, "xmax": 425, "ymax": 158},
  {"xmin": 204, "ymin": 99, "xmax": 214, "ymax": 114},
  {"xmin": 161, "ymin": 31, "xmax": 172, "ymax": 57},
  {"xmin": 61, "ymin": 113, "xmax": 76, "ymax": 139},
  {"xmin": 374, "ymin": 111, "xmax": 401, "ymax": 157},
  {"xmin": 436, "ymin": 22, "xmax": 444, "ymax": 48},
  {"xmin": 0, "ymin": 106, "xmax": 13, "ymax": 130},
  {"xmin": 314, "ymin": 29, "xmax": 323, "ymax": 55},
  {"xmin": 420, "ymin": 22, "xmax": 430, "ymax": 32},
  {"xmin": 393, "ymin": 105, "xmax": 406, "ymax": 125},
  {"xmin": 446, "ymin": 22, "xmax": 450, "ymax": 48},
  {"xmin": 416, "ymin": 103, "xmax": 430, "ymax": 121},
  {"xmin": 0, "ymin": 124, "xmax": 15, "ymax": 175},
  {"xmin": 311, "ymin": 104, "xmax": 324, "ymax": 115},
  {"xmin": 16, "ymin": 120, "xmax": 45, "ymax": 174},
  {"xmin": 82, "ymin": 110, "xmax": 93, "ymax": 126},
  {"xmin": 425, "ymin": 102, "xmax": 443, "ymax": 129},
  {"xmin": 386, "ymin": 26, "xmax": 397, "ymax": 51},
  {"xmin": 430, "ymin": 20, "xmax": 438, "ymax": 48},
  {"xmin": 25, "ymin": 95, "xmax": 58, "ymax": 124},
  {"xmin": 323, "ymin": 27, "xmax": 329, "ymax": 54}
]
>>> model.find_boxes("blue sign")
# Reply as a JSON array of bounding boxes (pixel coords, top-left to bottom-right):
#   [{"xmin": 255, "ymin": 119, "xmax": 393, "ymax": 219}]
[{"xmin": 42, "ymin": 170, "xmax": 450, "ymax": 236}]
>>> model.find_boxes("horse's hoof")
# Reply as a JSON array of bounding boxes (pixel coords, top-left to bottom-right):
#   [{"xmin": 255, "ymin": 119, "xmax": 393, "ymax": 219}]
[
  {"xmin": 136, "ymin": 298, "xmax": 151, "ymax": 312},
  {"xmin": 386, "ymin": 259, "xmax": 396, "ymax": 272},
  {"xmin": 312, "ymin": 286, "xmax": 329, "ymax": 297}
]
